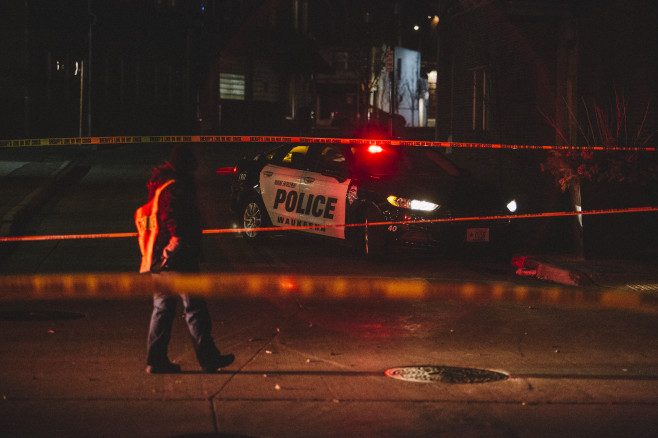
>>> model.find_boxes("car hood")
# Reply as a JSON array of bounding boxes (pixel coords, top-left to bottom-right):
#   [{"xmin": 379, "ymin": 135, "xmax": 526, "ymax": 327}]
[{"xmin": 360, "ymin": 174, "xmax": 506, "ymax": 215}]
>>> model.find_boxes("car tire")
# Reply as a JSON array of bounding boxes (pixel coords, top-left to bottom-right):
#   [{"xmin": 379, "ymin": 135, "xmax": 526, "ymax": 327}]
[{"xmin": 241, "ymin": 199, "xmax": 270, "ymax": 242}]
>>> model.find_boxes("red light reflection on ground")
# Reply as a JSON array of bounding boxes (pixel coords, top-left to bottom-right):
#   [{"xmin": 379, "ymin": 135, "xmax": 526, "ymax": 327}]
[{"xmin": 279, "ymin": 277, "xmax": 298, "ymax": 292}]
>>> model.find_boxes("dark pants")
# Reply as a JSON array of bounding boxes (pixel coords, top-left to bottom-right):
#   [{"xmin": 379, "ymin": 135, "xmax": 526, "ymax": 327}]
[{"xmin": 146, "ymin": 291, "xmax": 221, "ymax": 367}]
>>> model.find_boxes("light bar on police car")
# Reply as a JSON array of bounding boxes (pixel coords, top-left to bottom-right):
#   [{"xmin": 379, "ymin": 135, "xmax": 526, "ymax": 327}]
[{"xmin": 387, "ymin": 196, "xmax": 439, "ymax": 212}]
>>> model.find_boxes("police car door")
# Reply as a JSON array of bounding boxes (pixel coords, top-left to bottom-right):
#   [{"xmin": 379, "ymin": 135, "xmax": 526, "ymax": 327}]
[
  {"xmin": 259, "ymin": 145, "xmax": 309, "ymax": 230},
  {"xmin": 299, "ymin": 144, "xmax": 350, "ymax": 239}
]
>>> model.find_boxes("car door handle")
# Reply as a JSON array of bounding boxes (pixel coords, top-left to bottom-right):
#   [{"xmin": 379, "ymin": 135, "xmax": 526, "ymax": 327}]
[
  {"xmin": 303, "ymin": 177, "xmax": 315, "ymax": 183},
  {"xmin": 263, "ymin": 171, "xmax": 273, "ymax": 177}
]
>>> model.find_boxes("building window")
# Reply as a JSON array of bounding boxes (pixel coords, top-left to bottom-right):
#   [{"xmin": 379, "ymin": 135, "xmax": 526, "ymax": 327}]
[
  {"xmin": 220, "ymin": 73, "xmax": 245, "ymax": 100},
  {"xmin": 471, "ymin": 66, "xmax": 488, "ymax": 131}
]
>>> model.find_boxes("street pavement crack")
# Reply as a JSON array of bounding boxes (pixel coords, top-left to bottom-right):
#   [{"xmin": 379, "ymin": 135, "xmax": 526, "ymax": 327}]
[{"xmin": 207, "ymin": 302, "xmax": 305, "ymax": 401}]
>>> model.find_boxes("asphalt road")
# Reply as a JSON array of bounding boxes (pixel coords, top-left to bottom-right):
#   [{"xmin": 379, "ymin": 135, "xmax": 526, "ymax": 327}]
[{"xmin": 1, "ymin": 143, "xmax": 657, "ymax": 437}]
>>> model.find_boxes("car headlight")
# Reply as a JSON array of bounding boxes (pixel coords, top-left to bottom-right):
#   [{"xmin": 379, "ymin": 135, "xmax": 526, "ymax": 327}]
[
  {"xmin": 387, "ymin": 196, "xmax": 439, "ymax": 212},
  {"xmin": 506, "ymin": 199, "xmax": 517, "ymax": 213}
]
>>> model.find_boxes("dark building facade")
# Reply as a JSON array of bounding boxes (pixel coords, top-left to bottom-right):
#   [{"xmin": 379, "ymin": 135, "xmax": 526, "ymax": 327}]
[
  {"xmin": 2, "ymin": 0, "xmax": 201, "ymax": 138},
  {"xmin": 1, "ymin": 0, "xmax": 656, "ymax": 146},
  {"xmin": 1, "ymin": 0, "xmax": 322, "ymax": 138},
  {"xmin": 1, "ymin": 0, "xmax": 434, "ymax": 139},
  {"xmin": 434, "ymin": 0, "xmax": 657, "ymax": 148}
]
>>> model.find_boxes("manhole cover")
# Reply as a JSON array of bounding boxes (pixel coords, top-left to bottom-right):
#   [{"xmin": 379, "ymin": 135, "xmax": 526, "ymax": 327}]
[
  {"xmin": 385, "ymin": 366, "xmax": 508, "ymax": 384},
  {"xmin": 0, "ymin": 311, "xmax": 86, "ymax": 321}
]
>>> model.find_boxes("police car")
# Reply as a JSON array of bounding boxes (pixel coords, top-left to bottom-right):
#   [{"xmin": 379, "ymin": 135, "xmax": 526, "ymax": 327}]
[{"xmin": 224, "ymin": 142, "xmax": 518, "ymax": 256}]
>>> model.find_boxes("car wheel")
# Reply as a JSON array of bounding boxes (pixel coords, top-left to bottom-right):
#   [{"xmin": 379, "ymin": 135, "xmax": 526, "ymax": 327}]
[{"xmin": 242, "ymin": 199, "xmax": 269, "ymax": 241}]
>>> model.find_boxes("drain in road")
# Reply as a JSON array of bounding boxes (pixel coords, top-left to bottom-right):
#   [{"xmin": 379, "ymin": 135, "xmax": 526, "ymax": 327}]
[
  {"xmin": 0, "ymin": 310, "xmax": 86, "ymax": 321},
  {"xmin": 385, "ymin": 366, "xmax": 508, "ymax": 384}
]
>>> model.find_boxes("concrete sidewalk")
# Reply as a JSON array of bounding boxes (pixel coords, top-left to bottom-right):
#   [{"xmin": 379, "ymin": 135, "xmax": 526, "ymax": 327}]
[
  {"xmin": 512, "ymin": 254, "xmax": 658, "ymax": 289},
  {"xmin": 1, "ymin": 293, "xmax": 657, "ymax": 438}
]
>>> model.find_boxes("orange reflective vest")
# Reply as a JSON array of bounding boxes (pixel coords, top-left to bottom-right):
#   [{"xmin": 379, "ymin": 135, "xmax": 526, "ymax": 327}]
[{"xmin": 135, "ymin": 179, "xmax": 175, "ymax": 273}]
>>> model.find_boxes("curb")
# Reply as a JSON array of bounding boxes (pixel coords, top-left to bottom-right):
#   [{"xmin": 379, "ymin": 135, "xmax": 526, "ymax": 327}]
[
  {"xmin": 512, "ymin": 255, "xmax": 658, "ymax": 289},
  {"xmin": 0, "ymin": 161, "xmax": 75, "ymax": 237},
  {"xmin": 511, "ymin": 255, "xmax": 594, "ymax": 287}
]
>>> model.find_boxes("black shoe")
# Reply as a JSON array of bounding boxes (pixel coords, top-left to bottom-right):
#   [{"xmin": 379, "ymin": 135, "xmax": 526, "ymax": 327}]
[
  {"xmin": 201, "ymin": 354, "xmax": 235, "ymax": 373},
  {"xmin": 145, "ymin": 362, "xmax": 181, "ymax": 374}
]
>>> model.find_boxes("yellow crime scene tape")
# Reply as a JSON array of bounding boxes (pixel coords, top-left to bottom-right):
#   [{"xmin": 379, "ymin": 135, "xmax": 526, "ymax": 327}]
[
  {"xmin": 0, "ymin": 272, "xmax": 656, "ymax": 313},
  {"xmin": 1, "ymin": 134, "xmax": 656, "ymax": 151}
]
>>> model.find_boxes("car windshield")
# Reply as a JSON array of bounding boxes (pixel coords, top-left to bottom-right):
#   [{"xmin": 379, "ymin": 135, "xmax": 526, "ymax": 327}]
[{"xmin": 351, "ymin": 146, "xmax": 460, "ymax": 177}]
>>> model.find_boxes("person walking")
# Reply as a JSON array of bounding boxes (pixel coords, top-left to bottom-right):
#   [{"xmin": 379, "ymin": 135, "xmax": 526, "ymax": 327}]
[{"xmin": 144, "ymin": 144, "xmax": 234, "ymax": 374}]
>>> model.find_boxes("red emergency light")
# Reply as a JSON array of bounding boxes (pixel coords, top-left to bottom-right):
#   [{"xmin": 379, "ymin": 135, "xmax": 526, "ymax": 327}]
[
  {"xmin": 216, "ymin": 166, "xmax": 237, "ymax": 175},
  {"xmin": 368, "ymin": 145, "xmax": 384, "ymax": 154}
]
